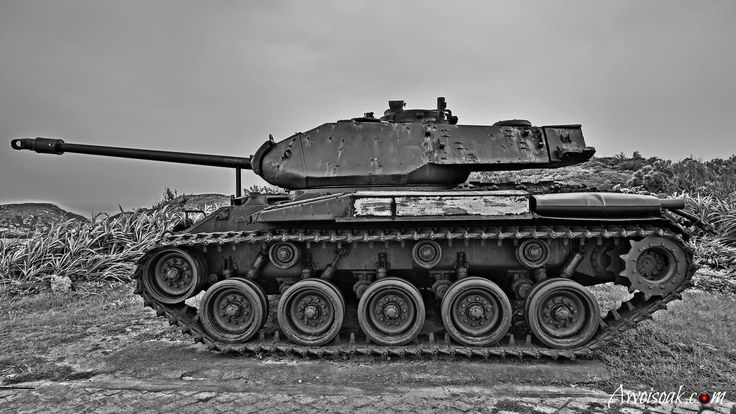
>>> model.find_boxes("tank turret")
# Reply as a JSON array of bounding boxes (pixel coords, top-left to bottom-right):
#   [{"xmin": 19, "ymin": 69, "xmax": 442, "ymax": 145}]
[
  {"xmin": 253, "ymin": 97, "xmax": 595, "ymax": 189},
  {"xmin": 12, "ymin": 98, "xmax": 595, "ymax": 192}
]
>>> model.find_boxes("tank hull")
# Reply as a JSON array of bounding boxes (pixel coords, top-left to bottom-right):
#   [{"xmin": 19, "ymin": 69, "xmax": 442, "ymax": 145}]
[{"xmin": 134, "ymin": 189, "xmax": 695, "ymax": 357}]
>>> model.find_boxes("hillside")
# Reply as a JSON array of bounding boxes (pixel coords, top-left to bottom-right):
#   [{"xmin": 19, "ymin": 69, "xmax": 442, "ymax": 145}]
[
  {"xmin": 0, "ymin": 203, "xmax": 87, "ymax": 237},
  {"xmin": 0, "ymin": 193, "xmax": 232, "ymax": 236}
]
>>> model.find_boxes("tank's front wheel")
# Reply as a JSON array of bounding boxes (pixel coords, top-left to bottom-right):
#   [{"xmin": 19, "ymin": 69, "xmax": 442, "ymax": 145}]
[
  {"xmin": 525, "ymin": 279, "xmax": 600, "ymax": 349},
  {"xmin": 200, "ymin": 278, "xmax": 267, "ymax": 343},
  {"xmin": 143, "ymin": 248, "xmax": 206, "ymax": 304},
  {"xmin": 441, "ymin": 277, "xmax": 512, "ymax": 346},
  {"xmin": 358, "ymin": 277, "xmax": 425, "ymax": 346},
  {"xmin": 277, "ymin": 279, "xmax": 345, "ymax": 346}
]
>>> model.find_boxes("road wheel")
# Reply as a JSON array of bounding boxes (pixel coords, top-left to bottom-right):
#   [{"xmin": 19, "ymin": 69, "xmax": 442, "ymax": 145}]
[
  {"xmin": 441, "ymin": 277, "xmax": 512, "ymax": 346},
  {"xmin": 358, "ymin": 277, "xmax": 425, "ymax": 346},
  {"xmin": 525, "ymin": 278, "xmax": 600, "ymax": 349},
  {"xmin": 200, "ymin": 278, "xmax": 266, "ymax": 343},
  {"xmin": 277, "ymin": 279, "xmax": 345, "ymax": 346}
]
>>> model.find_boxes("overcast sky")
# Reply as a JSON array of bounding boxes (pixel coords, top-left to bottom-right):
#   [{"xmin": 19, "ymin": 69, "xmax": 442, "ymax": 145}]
[{"xmin": 1, "ymin": 0, "xmax": 734, "ymax": 216}]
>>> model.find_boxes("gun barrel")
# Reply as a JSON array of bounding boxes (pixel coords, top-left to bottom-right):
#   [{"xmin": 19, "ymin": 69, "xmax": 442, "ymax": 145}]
[{"xmin": 11, "ymin": 137, "xmax": 252, "ymax": 170}]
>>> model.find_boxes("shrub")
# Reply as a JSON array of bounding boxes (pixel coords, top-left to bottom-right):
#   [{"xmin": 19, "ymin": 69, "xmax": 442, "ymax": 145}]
[{"xmin": 1, "ymin": 206, "xmax": 200, "ymax": 293}]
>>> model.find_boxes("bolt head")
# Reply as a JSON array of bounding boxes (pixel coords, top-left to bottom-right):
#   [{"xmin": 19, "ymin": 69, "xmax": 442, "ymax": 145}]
[
  {"xmin": 468, "ymin": 304, "xmax": 484, "ymax": 320},
  {"xmin": 553, "ymin": 305, "xmax": 572, "ymax": 321},
  {"xmin": 165, "ymin": 268, "xmax": 180, "ymax": 281},
  {"xmin": 383, "ymin": 304, "xmax": 400, "ymax": 320},
  {"xmin": 224, "ymin": 303, "xmax": 240, "ymax": 317},
  {"xmin": 304, "ymin": 305, "xmax": 318, "ymax": 320}
]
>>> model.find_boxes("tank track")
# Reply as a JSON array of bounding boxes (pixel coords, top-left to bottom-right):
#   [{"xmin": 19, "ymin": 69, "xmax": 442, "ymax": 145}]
[{"xmin": 132, "ymin": 225, "xmax": 696, "ymax": 360}]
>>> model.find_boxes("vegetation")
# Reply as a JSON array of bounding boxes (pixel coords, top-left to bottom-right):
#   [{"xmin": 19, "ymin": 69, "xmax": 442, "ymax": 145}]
[
  {"xmin": 0, "ymin": 190, "xmax": 227, "ymax": 293},
  {"xmin": 596, "ymin": 290, "xmax": 736, "ymax": 396},
  {"xmin": 0, "ymin": 282, "xmax": 184, "ymax": 384},
  {"xmin": 0, "ymin": 207, "xmax": 185, "ymax": 292}
]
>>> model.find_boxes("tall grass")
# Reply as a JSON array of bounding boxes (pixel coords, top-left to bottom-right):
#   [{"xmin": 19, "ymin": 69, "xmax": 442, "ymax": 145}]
[
  {"xmin": 0, "ymin": 206, "xmax": 192, "ymax": 293},
  {"xmin": 680, "ymin": 193, "xmax": 736, "ymax": 271}
]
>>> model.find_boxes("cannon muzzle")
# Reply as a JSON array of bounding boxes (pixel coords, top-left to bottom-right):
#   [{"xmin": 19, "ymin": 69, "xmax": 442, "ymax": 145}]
[
  {"xmin": 11, "ymin": 137, "xmax": 252, "ymax": 170},
  {"xmin": 11, "ymin": 137, "xmax": 65, "ymax": 153}
]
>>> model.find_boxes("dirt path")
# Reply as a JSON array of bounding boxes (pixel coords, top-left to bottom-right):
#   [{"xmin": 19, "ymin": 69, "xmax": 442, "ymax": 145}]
[{"xmin": 1, "ymin": 341, "xmax": 733, "ymax": 413}]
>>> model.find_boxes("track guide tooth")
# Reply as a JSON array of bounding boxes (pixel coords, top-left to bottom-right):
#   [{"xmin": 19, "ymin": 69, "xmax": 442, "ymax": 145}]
[
  {"xmin": 472, "ymin": 349, "xmax": 490, "ymax": 358},
  {"xmin": 455, "ymin": 349, "xmax": 471, "ymax": 358}
]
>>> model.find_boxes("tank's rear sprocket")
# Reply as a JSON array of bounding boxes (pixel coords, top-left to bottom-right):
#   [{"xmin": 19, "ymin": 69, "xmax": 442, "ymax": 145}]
[{"xmin": 619, "ymin": 236, "xmax": 689, "ymax": 299}]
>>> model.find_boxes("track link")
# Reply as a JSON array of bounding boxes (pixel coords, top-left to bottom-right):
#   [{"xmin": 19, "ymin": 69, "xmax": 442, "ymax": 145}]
[{"xmin": 132, "ymin": 225, "xmax": 696, "ymax": 360}]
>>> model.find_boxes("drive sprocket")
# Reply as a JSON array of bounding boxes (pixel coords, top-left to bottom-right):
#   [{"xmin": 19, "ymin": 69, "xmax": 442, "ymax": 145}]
[{"xmin": 619, "ymin": 236, "xmax": 689, "ymax": 299}]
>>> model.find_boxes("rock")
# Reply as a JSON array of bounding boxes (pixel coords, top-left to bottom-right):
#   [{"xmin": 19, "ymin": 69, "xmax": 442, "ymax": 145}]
[{"xmin": 50, "ymin": 274, "xmax": 73, "ymax": 292}]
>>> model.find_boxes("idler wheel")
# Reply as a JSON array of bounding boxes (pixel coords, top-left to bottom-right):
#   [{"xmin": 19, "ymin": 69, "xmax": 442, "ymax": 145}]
[
  {"xmin": 358, "ymin": 277, "xmax": 425, "ymax": 346},
  {"xmin": 143, "ymin": 248, "xmax": 206, "ymax": 304},
  {"xmin": 619, "ymin": 236, "xmax": 688, "ymax": 299},
  {"xmin": 441, "ymin": 277, "xmax": 512, "ymax": 346},
  {"xmin": 524, "ymin": 279, "xmax": 600, "ymax": 349},
  {"xmin": 277, "ymin": 279, "xmax": 345, "ymax": 346},
  {"xmin": 200, "ymin": 278, "xmax": 267, "ymax": 343}
]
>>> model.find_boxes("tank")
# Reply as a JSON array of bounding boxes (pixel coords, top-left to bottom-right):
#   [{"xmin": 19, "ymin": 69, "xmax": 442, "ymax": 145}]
[{"xmin": 10, "ymin": 97, "xmax": 698, "ymax": 358}]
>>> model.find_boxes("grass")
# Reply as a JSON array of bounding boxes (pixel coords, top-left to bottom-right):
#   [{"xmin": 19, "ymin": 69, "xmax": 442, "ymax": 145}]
[
  {"xmin": 593, "ymin": 290, "xmax": 736, "ymax": 397},
  {"xmin": 0, "ymin": 208, "xmax": 180, "ymax": 290},
  {"xmin": 0, "ymin": 282, "xmax": 184, "ymax": 384},
  {"xmin": 0, "ymin": 200, "xmax": 227, "ymax": 293}
]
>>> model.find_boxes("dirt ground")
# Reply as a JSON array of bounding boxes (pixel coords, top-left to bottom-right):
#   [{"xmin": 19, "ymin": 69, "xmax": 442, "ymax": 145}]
[{"xmin": 0, "ymin": 279, "xmax": 734, "ymax": 413}]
